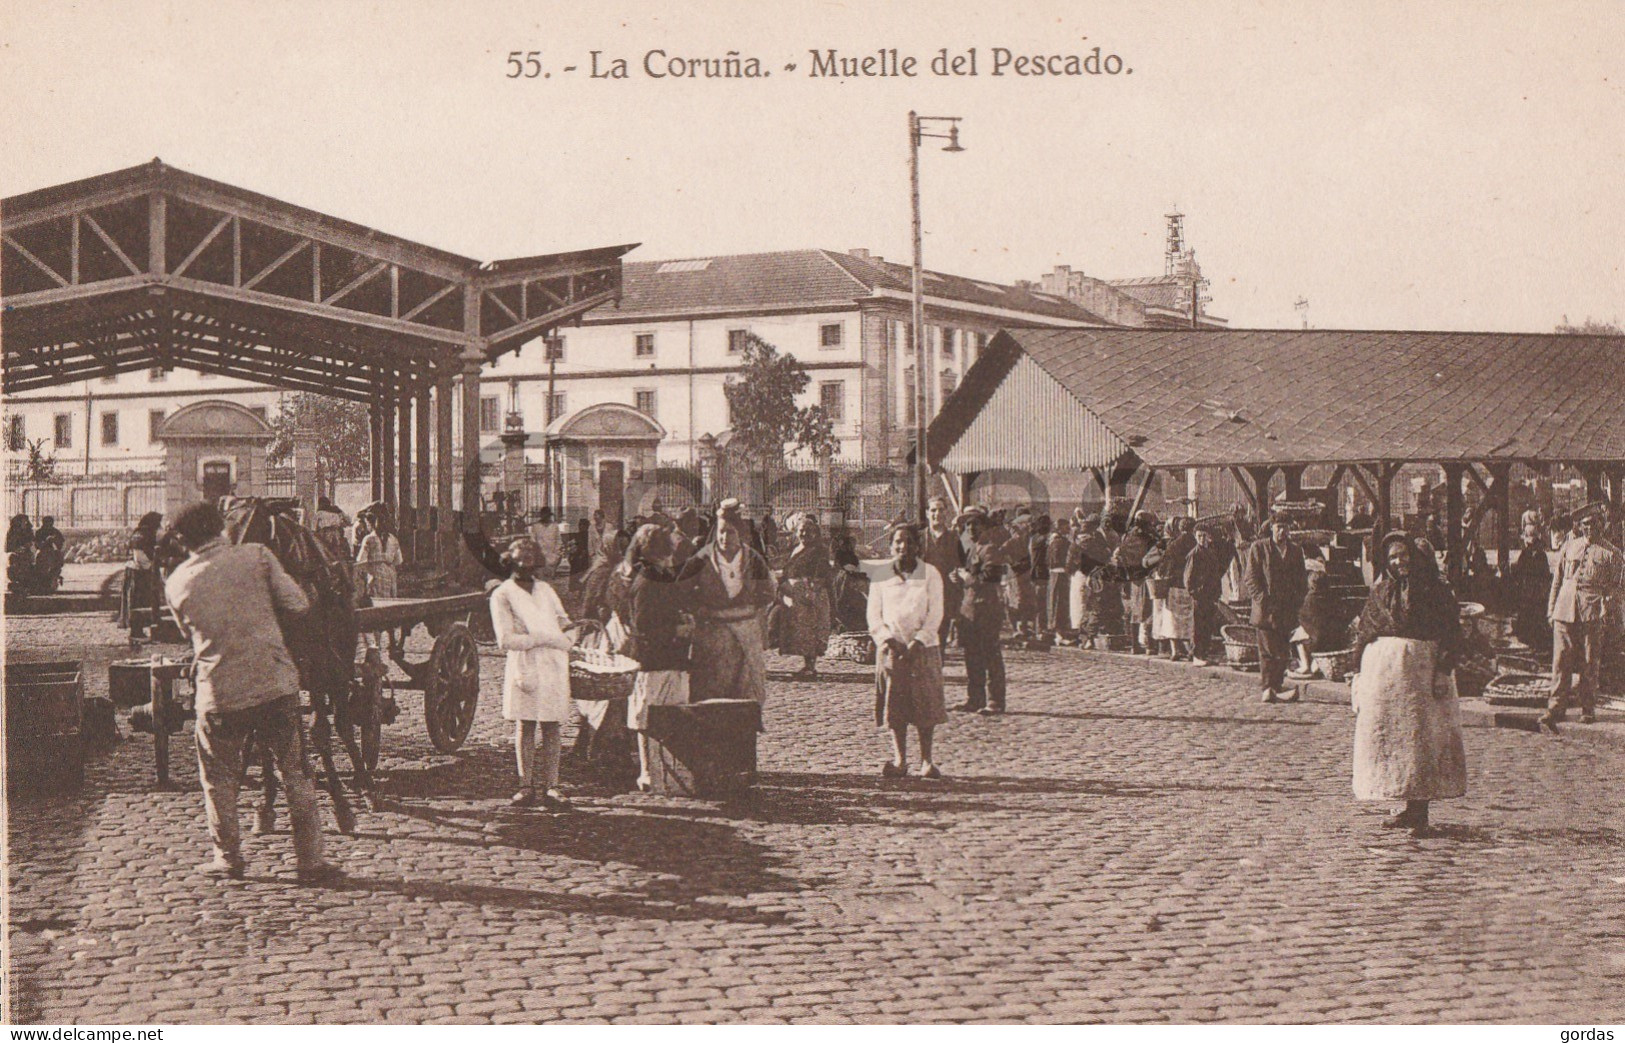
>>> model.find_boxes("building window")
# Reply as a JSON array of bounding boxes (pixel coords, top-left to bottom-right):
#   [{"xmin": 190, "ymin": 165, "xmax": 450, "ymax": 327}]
[
  {"xmin": 479, "ymin": 396, "xmax": 501, "ymax": 433},
  {"xmin": 53, "ymin": 414, "xmax": 72, "ymax": 449},
  {"xmin": 548, "ymin": 392, "xmax": 566, "ymax": 423},
  {"xmin": 635, "ymin": 333, "xmax": 656, "ymax": 357},
  {"xmin": 149, "ymin": 410, "xmax": 166, "ymax": 442},
  {"xmin": 545, "ymin": 335, "xmax": 566, "ymax": 362},
  {"xmin": 820, "ymin": 381, "xmax": 845, "ymax": 422},
  {"xmin": 101, "ymin": 411, "xmax": 119, "ymax": 447},
  {"xmin": 902, "ymin": 366, "xmax": 917, "ymax": 427},
  {"xmin": 149, "ymin": 366, "xmax": 169, "ymax": 382},
  {"xmin": 727, "ymin": 328, "xmax": 749, "ymax": 354},
  {"xmin": 634, "ymin": 389, "xmax": 657, "ymax": 417},
  {"xmin": 941, "ymin": 370, "xmax": 959, "ymax": 400},
  {"xmin": 941, "ymin": 327, "xmax": 956, "ymax": 358},
  {"xmin": 5, "ymin": 415, "xmax": 24, "ymax": 451},
  {"xmin": 820, "ymin": 323, "xmax": 843, "ymax": 349}
]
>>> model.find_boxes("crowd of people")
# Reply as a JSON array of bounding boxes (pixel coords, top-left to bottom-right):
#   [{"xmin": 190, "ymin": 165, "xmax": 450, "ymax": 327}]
[{"xmin": 18, "ymin": 484, "xmax": 1614, "ymax": 877}]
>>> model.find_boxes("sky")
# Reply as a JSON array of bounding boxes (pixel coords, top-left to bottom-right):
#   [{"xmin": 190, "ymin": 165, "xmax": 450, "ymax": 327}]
[{"xmin": 3, "ymin": 0, "xmax": 1621, "ymax": 331}]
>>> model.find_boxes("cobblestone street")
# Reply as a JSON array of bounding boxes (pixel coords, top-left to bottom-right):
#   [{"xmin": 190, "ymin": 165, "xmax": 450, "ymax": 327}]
[{"xmin": 7, "ymin": 611, "xmax": 1623, "ymax": 1024}]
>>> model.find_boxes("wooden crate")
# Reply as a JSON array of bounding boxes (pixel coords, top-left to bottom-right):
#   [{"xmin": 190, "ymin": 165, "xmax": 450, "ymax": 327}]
[
  {"xmin": 5, "ymin": 661, "xmax": 85, "ymax": 795},
  {"xmin": 5, "ymin": 661, "xmax": 83, "ymax": 737},
  {"xmin": 644, "ymin": 699, "xmax": 761, "ymax": 798}
]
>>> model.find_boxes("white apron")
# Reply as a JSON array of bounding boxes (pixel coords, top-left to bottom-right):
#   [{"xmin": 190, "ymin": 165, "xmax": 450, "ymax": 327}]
[{"xmin": 1352, "ymin": 637, "xmax": 1466, "ymax": 801}]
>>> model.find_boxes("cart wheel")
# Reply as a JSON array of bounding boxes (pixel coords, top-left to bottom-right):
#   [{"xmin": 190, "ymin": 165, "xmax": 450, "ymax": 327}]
[
  {"xmin": 425, "ymin": 623, "xmax": 480, "ymax": 752},
  {"xmin": 353, "ymin": 650, "xmax": 386, "ymax": 773}
]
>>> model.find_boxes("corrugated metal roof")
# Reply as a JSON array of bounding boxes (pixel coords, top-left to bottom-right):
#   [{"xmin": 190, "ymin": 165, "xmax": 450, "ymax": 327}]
[
  {"xmin": 942, "ymin": 353, "xmax": 1128, "ymax": 471},
  {"xmin": 930, "ymin": 327, "xmax": 1625, "ymax": 469}
]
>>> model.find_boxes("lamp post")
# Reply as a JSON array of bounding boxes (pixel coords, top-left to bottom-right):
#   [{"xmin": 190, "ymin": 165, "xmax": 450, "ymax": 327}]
[{"xmin": 909, "ymin": 110, "xmax": 964, "ymax": 522}]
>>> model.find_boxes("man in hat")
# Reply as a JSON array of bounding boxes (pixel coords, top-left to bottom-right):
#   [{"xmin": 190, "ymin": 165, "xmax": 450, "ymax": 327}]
[
  {"xmin": 952, "ymin": 507, "xmax": 1008, "ymax": 715},
  {"xmin": 163, "ymin": 501, "xmax": 339, "ymax": 884},
  {"xmin": 1184, "ymin": 524, "xmax": 1228, "ymax": 665},
  {"xmin": 921, "ymin": 496, "xmax": 964, "ymax": 646},
  {"xmin": 1541, "ymin": 506, "xmax": 1622, "ymax": 729},
  {"xmin": 1243, "ymin": 513, "xmax": 1308, "ymax": 702}
]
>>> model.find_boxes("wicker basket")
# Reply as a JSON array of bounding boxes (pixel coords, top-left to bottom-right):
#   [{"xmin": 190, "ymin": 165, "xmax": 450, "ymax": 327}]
[
  {"xmin": 1482, "ymin": 671, "xmax": 1550, "ymax": 708},
  {"xmin": 829, "ymin": 630, "xmax": 877, "ymax": 665},
  {"xmin": 566, "ymin": 619, "xmax": 639, "ymax": 701},
  {"xmin": 1311, "ymin": 647, "xmax": 1355, "ymax": 683},
  {"xmin": 1221, "ymin": 624, "xmax": 1259, "ymax": 670}
]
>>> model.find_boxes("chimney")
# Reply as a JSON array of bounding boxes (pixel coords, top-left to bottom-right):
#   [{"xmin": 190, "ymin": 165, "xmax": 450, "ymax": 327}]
[{"xmin": 849, "ymin": 248, "xmax": 871, "ymax": 261}]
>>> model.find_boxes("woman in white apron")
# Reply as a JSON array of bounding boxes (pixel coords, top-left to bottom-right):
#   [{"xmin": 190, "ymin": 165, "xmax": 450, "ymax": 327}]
[
  {"xmin": 1349, "ymin": 533, "xmax": 1466, "ymax": 835},
  {"xmin": 489, "ymin": 536, "xmax": 575, "ymax": 809}
]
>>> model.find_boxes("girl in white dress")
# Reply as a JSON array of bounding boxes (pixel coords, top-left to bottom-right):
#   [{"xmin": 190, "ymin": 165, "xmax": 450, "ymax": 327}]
[{"xmin": 489, "ymin": 537, "xmax": 575, "ymax": 808}]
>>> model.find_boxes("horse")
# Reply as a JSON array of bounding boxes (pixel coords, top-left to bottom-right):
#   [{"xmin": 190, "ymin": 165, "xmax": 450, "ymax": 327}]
[{"xmin": 221, "ymin": 496, "xmax": 371, "ymax": 835}]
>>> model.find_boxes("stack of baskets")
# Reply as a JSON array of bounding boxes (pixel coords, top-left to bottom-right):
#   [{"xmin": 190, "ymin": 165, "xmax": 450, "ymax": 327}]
[
  {"xmin": 1221, "ymin": 624, "xmax": 1259, "ymax": 671},
  {"xmin": 829, "ymin": 631, "xmax": 877, "ymax": 665},
  {"xmin": 1482, "ymin": 672, "xmax": 1550, "ymax": 708},
  {"xmin": 1310, "ymin": 647, "xmax": 1356, "ymax": 683}
]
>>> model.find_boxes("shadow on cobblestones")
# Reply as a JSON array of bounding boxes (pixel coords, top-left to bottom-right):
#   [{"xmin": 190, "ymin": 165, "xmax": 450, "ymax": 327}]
[{"xmin": 1005, "ymin": 708, "xmax": 1322, "ymax": 728}]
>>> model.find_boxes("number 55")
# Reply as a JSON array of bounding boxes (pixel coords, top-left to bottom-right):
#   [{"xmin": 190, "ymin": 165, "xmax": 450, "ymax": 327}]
[{"xmin": 506, "ymin": 51, "xmax": 542, "ymax": 78}]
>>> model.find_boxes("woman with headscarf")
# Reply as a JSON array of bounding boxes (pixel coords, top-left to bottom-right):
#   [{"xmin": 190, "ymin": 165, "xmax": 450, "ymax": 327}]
[
  {"xmin": 869, "ymin": 523, "xmax": 946, "ymax": 779},
  {"xmin": 119, "ymin": 511, "xmax": 165, "ymax": 645},
  {"xmin": 489, "ymin": 536, "xmax": 576, "ymax": 809},
  {"xmin": 1349, "ymin": 533, "xmax": 1467, "ymax": 835},
  {"xmin": 1503, "ymin": 514, "xmax": 1553, "ymax": 654},
  {"xmin": 623, "ymin": 523, "xmax": 692, "ymax": 791},
  {"xmin": 1045, "ymin": 517, "xmax": 1074, "ymax": 643},
  {"xmin": 1068, "ymin": 512, "xmax": 1118, "ymax": 642},
  {"xmin": 677, "ymin": 499, "xmax": 778, "ymax": 707},
  {"xmin": 777, "ymin": 512, "xmax": 834, "ymax": 678},
  {"xmin": 1115, "ymin": 511, "xmax": 1160, "ymax": 655},
  {"xmin": 354, "ymin": 511, "xmax": 403, "ymax": 599},
  {"xmin": 6, "ymin": 514, "xmax": 36, "ymax": 593},
  {"xmin": 829, "ymin": 528, "xmax": 869, "ymax": 633},
  {"xmin": 1155, "ymin": 516, "xmax": 1198, "ymax": 659}
]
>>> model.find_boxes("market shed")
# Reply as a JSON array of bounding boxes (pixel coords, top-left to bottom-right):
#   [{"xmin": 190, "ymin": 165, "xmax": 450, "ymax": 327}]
[
  {"xmin": 927, "ymin": 327, "xmax": 1625, "ymax": 584},
  {"xmin": 2, "ymin": 159, "xmax": 635, "ymax": 565}
]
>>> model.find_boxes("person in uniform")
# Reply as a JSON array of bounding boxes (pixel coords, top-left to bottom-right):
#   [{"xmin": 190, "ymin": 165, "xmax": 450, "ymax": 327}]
[{"xmin": 1540, "ymin": 507, "xmax": 1623, "ymax": 730}]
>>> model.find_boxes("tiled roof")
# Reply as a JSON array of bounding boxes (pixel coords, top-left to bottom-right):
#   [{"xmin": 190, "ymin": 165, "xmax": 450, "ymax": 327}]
[
  {"xmin": 930, "ymin": 328, "xmax": 1625, "ymax": 468},
  {"xmin": 599, "ymin": 249, "xmax": 1108, "ymax": 323}
]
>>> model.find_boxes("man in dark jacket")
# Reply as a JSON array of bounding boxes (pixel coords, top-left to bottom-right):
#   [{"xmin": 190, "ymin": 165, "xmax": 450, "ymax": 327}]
[
  {"xmin": 952, "ymin": 508, "xmax": 1007, "ymax": 715},
  {"xmin": 1184, "ymin": 525, "xmax": 1227, "ymax": 664},
  {"xmin": 1243, "ymin": 514, "xmax": 1308, "ymax": 702}
]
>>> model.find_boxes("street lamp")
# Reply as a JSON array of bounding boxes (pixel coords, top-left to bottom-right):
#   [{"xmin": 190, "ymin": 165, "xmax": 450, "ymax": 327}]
[{"xmin": 909, "ymin": 111, "xmax": 964, "ymax": 522}]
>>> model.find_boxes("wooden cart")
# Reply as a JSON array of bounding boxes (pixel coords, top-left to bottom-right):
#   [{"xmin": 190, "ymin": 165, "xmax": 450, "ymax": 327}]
[{"xmin": 352, "ymin": 590, "xmax": 489, "ymax": 768}]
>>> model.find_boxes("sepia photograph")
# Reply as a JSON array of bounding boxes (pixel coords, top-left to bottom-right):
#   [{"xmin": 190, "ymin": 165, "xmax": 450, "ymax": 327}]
[{"xmin": 1, "ymin": 0, "xmax": 1621, "ymax": 1030}]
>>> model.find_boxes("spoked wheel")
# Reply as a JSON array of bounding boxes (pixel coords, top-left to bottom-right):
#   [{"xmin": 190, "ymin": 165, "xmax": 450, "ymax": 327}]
[
  {"xmin": 353, "ymin": 649, "xmax": 386, "ymax": 773},
  {"xmin": 468, "ymin": 603, "xmax": 496, "ymax": 645},
  {"xmin": 424, "ymin": 622, "xmax": 480, "ymax": 752}
]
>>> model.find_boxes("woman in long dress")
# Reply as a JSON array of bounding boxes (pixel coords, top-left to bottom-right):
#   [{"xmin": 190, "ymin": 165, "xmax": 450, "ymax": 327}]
[
  {"xmin": 677, "ymin": 500, "xmax": 777, "ymax": 707},
  {"xmin": 778, "ymin": 513, "xmax": 834, "ymax": 679},
  {"xmin": 1350, "ymin": 533, "xmax": 1466, "ymax": 835},
  {"xmin": 623, "ymin": 524, "xmax": 692, "ymax": 792},
  {"xmin": 119, "ymin": 511, "xmax": 165, "ymax": 646},
  {"xmin": 489, "ymin": 536, "xmax": 576, "ymax": 809},
  {"xmin": 355, "ymin": 513, "xmax": 403, "ymax": 598},
  {"xmin": 869, "ymin": 524, "xmax": 946, "ymax": 779}
]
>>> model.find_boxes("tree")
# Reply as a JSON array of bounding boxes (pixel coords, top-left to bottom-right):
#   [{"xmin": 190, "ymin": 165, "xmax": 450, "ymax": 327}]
[
  {"xmin": 266, "ymin": 393, "xmax": 371, "ymax": 493},
  {"xmin": 1555, "ymin": 316, "xmax": 1624, "ymax": 335},
  {"xmin": 722, "ymin": 333, "xmax": 841, "ymax": 466},
  {"xmin": 21, "ymin": 438, "xmax": 58, "ymax": 484}
]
